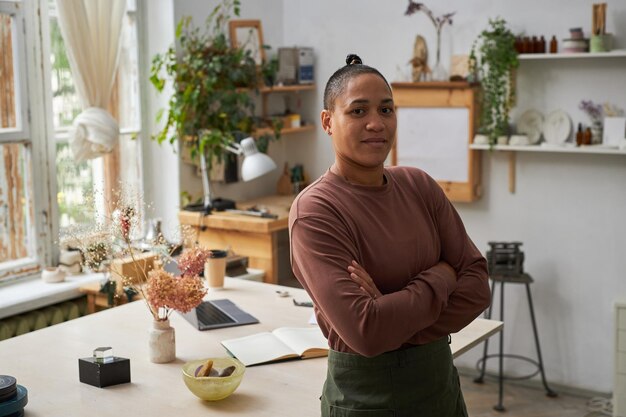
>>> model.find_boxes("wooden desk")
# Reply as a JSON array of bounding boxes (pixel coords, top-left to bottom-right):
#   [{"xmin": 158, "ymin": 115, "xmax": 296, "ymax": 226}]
[
  {"xmin": 79, "ymin": 282, "xmax": 142, "ymax": 314},
  {"xmin": 179, "ymin": 195, "xmax": 294, "ymax": 285},
  {"xmin": 0, "ymin": 278, "xmax": 502, "ymax": 417}
]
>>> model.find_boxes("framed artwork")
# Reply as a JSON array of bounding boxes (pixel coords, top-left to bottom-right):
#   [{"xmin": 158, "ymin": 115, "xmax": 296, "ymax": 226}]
[{"xmin": 229, "ymin": 19, "xmax": 265, "ymax": 65}]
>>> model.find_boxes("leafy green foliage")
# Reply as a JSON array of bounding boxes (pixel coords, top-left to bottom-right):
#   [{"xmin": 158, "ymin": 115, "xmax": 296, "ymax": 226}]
[
  {"xmin": 470, "ymin": 18, "xmax": 519, "ymax": 145},
  {"xmin": 149, "ymin": 0, "xmax": 262, "ymax": 167}
]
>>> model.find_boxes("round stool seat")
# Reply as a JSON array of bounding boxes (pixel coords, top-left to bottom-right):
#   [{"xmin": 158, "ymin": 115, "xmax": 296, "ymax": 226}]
[{"xmin": 490, "ymin": 272, "xmax": 533, "ymax": 284}]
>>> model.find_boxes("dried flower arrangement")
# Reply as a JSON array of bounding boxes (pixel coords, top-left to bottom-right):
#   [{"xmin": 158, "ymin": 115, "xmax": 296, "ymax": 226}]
[
  {"xmin": 65, "ymin": 189, "xmax": 210, "ymax": 321},
  {"xmin": 404, "ymin": 1, "xmax": 456, "ymax": 81},
  {"xmin": 579, "ymin": 100, "xmax": 603, "ymax": 124},
  {"xmin": 404, "ymin": 1, "xmax": 455, "ymax": 32}
]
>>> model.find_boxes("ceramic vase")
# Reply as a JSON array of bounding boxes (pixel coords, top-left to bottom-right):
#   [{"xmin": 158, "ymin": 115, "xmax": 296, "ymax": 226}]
[{"xmin": 149, "ymin": 319, "xmax": 175, "ymax": 363}]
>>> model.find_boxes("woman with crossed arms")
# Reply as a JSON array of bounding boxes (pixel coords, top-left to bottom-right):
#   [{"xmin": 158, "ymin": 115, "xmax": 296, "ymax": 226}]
[{"xmin": 289, "ymin": 54, "xmax": 491, "ymax": 417}]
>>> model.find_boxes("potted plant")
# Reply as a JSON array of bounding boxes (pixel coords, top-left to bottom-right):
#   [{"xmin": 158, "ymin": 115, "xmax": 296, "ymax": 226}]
[
  {"xmin": 469, "ymin": 17, "xmax": 519, "ymax": 146},
  {"xmin": 150, "ymin": 0, "xmax": 276, "ymax": 211}
]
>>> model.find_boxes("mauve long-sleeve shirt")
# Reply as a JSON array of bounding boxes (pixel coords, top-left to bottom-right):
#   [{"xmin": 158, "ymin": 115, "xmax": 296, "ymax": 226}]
[{"xmin": 288, "ymin": 166, "xmax": 491, "ymax": 357}]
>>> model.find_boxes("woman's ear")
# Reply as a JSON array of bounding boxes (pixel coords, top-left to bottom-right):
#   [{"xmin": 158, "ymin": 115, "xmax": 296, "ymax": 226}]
[{"xmin": 320, "ymin": 110, "xmax": 332, "ymax": 135}]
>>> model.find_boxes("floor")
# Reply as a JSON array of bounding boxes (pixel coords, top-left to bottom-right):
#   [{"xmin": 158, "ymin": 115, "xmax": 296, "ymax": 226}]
[{"xmin": 460, "ymin": 374, "xmax": 608, "ymax": 417}]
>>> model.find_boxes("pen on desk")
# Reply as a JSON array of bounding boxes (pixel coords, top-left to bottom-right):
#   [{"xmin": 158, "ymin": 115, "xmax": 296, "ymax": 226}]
[{"xmin": 226, "ymin": 209, "xmax": 278, "ymax": 219}]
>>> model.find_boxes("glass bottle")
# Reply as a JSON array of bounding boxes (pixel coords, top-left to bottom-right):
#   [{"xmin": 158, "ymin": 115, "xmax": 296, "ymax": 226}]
[
  {"xmin": 576, "ymin": 123, "xmax": 583, "ymax": 146},
  {"xmin": 550, "ymin": 36, "xmax": 558, "ymax": 53}
]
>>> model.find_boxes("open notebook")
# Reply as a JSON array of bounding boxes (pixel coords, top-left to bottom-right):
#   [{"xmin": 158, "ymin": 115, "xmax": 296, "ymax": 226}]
[{"xmin": 221, "ymin": 327, "xmax": 328, "ymax": 366}]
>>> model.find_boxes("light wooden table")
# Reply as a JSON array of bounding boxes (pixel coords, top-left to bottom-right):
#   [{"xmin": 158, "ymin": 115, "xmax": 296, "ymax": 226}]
[
  {"xmin": 0, "ymin": 278, "xmax": 502, "ymax": 417},
  {"xmin": 179, "ymin": 195, "xmax": 294, "ymax": 285}
]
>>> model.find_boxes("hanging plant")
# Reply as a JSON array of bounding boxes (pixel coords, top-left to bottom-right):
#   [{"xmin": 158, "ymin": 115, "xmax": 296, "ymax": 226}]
[{"xmin": 469, "ymin": 17, "xmax": 519, "ymax": 145}]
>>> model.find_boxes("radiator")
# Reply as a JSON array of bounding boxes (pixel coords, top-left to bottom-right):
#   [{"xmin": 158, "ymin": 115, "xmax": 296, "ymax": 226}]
[{"xmin": 0, "ymin": 296, "xmax": 88, "ymax": 341}]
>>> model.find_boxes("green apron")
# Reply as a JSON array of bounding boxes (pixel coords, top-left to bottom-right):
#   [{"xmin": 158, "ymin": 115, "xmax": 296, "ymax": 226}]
[{"xmin": 321, "ymin": 337, "xmax": 468, "ymax": 417}]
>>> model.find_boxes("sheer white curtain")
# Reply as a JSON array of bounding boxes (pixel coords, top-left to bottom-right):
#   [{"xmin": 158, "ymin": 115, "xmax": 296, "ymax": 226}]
[{"xmin": 56, "ymin": 0, "xmax": 126, "ymax": 161}]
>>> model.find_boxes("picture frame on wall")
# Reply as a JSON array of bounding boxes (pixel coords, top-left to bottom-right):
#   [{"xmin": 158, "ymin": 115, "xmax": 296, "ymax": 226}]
[{"xmin": 229, "ymin": 19, "xmax": 265, "ymax": 65}]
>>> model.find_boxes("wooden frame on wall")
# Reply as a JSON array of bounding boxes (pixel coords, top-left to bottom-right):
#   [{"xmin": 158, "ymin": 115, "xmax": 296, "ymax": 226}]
[
  {"xmin": 229, "ymin": 19, "xmax": 265, "ymax": 65},
  {"xmin": 390, "ymin": 82, "xmax": 481, "ymax": 202}
]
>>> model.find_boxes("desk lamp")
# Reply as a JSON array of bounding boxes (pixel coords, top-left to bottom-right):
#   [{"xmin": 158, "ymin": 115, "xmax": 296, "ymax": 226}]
[{"xmin": 196, "ymin": 137, "xmax": 277, "ymax": 214}]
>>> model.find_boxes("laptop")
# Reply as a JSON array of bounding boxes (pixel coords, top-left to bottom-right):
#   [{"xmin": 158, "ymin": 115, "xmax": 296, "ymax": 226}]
[
  {"xmin": 164, "ymin": 260, "xmax": 259, "ymax": 330},
  {"xmin": 180, "ymin": 299, "xmax": 259, "ymax": 331}
]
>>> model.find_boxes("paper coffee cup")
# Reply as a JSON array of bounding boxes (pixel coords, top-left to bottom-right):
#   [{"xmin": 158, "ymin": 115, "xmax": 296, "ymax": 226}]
[{"xmin": 204, "ymin": 250, "xmax": 228, "ymax": 289}]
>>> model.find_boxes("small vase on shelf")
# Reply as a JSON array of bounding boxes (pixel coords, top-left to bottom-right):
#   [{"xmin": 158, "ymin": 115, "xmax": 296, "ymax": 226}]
[
  {"xmin": 431, "ymin": 29, "xmax": 448, "ymax": 81},
  {"xmin": 590, "ymin": 121, "xmax": 603, "ymax": 145},
  {"xmin": 149, "ymin": 319, "xmax": 176, "ymax": 363}
]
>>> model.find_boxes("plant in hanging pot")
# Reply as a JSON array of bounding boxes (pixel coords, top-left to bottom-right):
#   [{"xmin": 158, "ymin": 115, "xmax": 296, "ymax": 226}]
[
  {"xmin": 469, "ymin": 17, "xmax": 519, "ymax": 146},
  {"xmin": 150, "ymin": 0, "xmax": 279, "ymax": 212}
]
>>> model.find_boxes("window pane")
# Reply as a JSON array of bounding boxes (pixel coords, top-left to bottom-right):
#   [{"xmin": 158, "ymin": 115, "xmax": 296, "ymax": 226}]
[
  {"xmin": 48, "ymin": 14, "xmax": 81, "ymax": 129},
  {"xmin": 56, "ymin": 141, "xmax": 99, "ymax": 232},
  {"xmin": 0, "ymin": 143, "xmax": 35, "ymax": 263},
  {"xmin": 0, "ymin": 13, "xmax": 18, "ymax": 131},
  {"xmin": 116, "ymin": 11, "xmax": 141, "ymax": 130},
  {"xmin": 120, "ymin": 132, "xmax": 142, "ymax": 196}
]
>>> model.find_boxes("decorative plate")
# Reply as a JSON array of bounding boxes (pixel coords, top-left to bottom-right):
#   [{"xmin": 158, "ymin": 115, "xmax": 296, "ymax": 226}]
[
  {"xmin": 517, "ymin": 109, "xmax": 544, "ymax": 144},
  {"xmin": 543, "ymin": 110, "xmax": 572, "ymax": 145}
]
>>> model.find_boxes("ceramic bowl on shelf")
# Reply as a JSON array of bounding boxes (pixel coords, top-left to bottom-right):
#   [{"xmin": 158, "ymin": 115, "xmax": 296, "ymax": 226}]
[{"xmin": 181, "ymin": 357, "xmax": 245, "ymax": 401}]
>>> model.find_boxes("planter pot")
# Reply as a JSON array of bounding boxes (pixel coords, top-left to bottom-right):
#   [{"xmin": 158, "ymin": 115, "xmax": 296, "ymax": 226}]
[
  {"xmin": 497, "ymin": 135, "xmax": 509, "ymax": 145},
  {"xmin": 149, "ymin": 319, "xmax": 176, "ymax": 363}
]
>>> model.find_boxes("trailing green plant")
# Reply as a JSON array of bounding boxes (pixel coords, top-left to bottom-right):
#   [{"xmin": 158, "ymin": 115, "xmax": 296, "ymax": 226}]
[
  {"xmin": 469, "ymin": 17, "xmax": 519, "ymax": 145},
  {"xmin": 149, "ymin": 0, "xmax": 265, "ymax": 167}
]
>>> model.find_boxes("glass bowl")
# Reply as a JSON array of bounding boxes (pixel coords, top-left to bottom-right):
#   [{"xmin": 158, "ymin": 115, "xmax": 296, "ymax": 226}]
[{"xmin": 181, "ymin": 357, "xmax": 245, "ymax": 401}]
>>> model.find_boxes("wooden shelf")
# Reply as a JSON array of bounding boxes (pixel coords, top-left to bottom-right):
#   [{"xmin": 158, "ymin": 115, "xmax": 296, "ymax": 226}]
[
  {"xmin": 254, "ymin": 124, "xmax": 315, "ymax": 136},
  {"xmin": 259, "ymin": 84, "xmax": 315, "ymax": 93},
  {"xmin": 518, "ymin": 50, "xmax": 626, "ymax": 60},
  {"xmin": 470, "ymin": 143, "xmax": 626, "ymax": 155}
]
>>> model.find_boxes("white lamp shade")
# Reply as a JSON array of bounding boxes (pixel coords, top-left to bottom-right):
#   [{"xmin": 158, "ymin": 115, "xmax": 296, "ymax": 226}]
[{"xmin": 239, "ymin": 137, "xmax": 277, "ymax": 181}]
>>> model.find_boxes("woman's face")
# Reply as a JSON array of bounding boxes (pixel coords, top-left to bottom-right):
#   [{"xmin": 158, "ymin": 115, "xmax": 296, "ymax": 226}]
[{"xmin": 321, "ymin": 73, "xmax": 397, "ymax": 171}]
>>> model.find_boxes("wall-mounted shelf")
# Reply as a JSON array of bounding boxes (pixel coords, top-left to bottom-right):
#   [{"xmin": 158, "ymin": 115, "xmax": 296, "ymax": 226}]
[
  {"xmin": 254, "ymin": 124, "xmax": 315, "ymax": 136},
  {"xmin": 259, "ymin": 84, "xmax": 315, "ymax": 93},
  {"xmin": 258, "ymin": 84, "xmax": 315, "ymax": 131},
  {"xmin": 518, "ymin": 50, "xmax": 626, "ymax": 60},
  {"xmin": 470, "ymin": 143, "xmax": 626, "ymax": 193},
  {"xmin": 470, "ymin": 143, "xmax": 626, "ymax": 155}
]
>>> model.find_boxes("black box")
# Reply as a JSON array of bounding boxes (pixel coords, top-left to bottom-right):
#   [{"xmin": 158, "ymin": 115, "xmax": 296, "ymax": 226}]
[{"xmin": 78, "ymin": 357, "xmax": 131, "ymax": 388}]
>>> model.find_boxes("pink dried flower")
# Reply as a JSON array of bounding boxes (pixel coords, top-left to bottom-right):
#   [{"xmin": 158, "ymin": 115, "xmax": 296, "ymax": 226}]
[
  {"xmin": 145, "ymin": 269, "xmax": 206, "ymax": 317},
  {"xmin": 177, "ymin": 247, "xmax": 211, "ymax": 277}
]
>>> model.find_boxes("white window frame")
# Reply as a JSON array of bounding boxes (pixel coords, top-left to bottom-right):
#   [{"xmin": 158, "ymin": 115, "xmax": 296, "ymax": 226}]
[{"xmin": 0, "ymin": 0, "xmax": 57, "ymax": 283}]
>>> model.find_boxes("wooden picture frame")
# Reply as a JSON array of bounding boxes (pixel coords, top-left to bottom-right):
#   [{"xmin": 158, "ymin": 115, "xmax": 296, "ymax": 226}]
[
  {"xmin": 390, "ymin": 82, "xmax": 481, "ymax": 202},
  {"xmin": 229, "ymin": 19, "xmax": 265, "ymax": 65}
]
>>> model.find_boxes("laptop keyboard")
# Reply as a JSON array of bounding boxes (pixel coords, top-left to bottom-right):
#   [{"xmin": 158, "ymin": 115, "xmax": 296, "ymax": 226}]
[{"xmin": 197, "ymin": 302, "xmax": 236, "ymax": 326}]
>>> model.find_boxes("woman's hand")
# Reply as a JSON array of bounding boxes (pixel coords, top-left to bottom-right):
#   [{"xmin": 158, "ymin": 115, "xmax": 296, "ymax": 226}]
[{"xmin": 348, "ymin": 260, "xmax": 383, "ymax": 300}]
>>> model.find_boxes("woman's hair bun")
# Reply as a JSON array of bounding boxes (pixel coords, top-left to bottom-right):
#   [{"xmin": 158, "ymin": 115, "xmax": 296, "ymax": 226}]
[{"xmin": 345, "ymin": 54, "xmax": 363, "ymax": 66}]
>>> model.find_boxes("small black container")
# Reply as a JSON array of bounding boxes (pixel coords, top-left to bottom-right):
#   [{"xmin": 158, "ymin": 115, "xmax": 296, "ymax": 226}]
[{"xmin": 78, "ymin": 357, "xmax": 131, "ymax": 388}]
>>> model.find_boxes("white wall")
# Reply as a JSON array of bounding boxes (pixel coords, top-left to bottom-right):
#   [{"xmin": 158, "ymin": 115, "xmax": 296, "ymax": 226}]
[{"xmin": 148, "ymin": 0, "xmax": 626, "ymax": 392}]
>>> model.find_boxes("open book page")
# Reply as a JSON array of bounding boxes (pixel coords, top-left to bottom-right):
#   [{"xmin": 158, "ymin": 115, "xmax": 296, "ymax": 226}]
[
  {"xmin": 221, "ymin": 332, "xmax": 298, "ymax": 366},
  {"xmin": 272, "ymin": 327, "xmax": 328, "ymax": 358}
]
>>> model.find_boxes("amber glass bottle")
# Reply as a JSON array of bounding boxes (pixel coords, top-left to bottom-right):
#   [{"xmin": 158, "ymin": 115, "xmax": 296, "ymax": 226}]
[{"xmin": 550, "ymin": 36, "xmax": 558, "ymax": 53}]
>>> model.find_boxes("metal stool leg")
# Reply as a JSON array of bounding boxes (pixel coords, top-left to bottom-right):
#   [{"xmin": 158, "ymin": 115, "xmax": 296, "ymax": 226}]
[
  {"xmin": 525, "ymin": 283, "xmax": 558, "ymax": 398},
  {"xmin": 494, "ymin": 281, "xmax": 505, "ymax": 412},
  {"xmin": 474, "ymin": 279, "xmax": 497, "ymax": 384}
]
